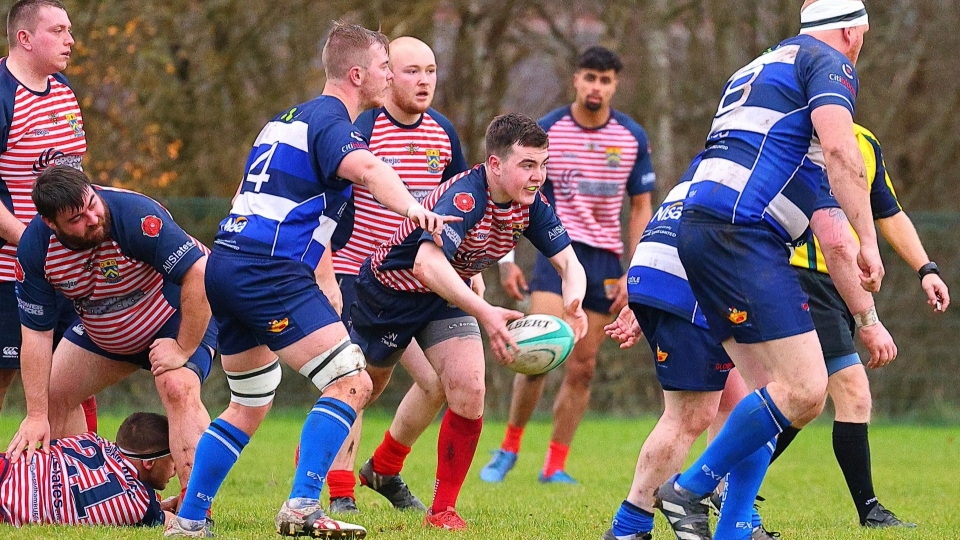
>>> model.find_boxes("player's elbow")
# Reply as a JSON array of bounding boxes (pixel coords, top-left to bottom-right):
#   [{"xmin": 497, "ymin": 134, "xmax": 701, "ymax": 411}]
[{"xmin": 821, "ymin": 232, "xmax": 858, "ymax": 265}]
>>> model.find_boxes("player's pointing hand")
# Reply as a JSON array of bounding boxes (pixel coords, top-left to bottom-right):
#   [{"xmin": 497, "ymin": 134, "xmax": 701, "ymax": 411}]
[{"xmin": 406, "ymin": 203, "xmax": 462, "ymax": 246}]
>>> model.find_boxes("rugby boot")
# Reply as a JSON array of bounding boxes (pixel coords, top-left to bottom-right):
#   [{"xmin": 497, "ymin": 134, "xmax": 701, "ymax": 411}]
[
  {"xmin": 653, "ymin": 474, "xmax": 713, "ymax": 540},
  {"xmin": 538, "ymin": 469, "xmax": 578, "ymax": 484},
  {"xmin": 328, "ymin": 496, "xmax": 359, "ymax": 514},
  {"xmin": 862, "ymin": 503, "xmax": 917, "ymax": 528},
  {"xmin": 601, "ymin": 528, "xmax": 652, "ymax": 540},
  {"xmin": 424, "ymin": 506, "xmax": 468, "ymax": 530},
  {"xmin": 357, "ymin": 458, "xmax": 427, "ymax": 511},
  {"xmin": 276, "ymin": 500, "xmax": 366, "ymax": 538},
  {"xmin": 478, "ymin": 449, "xmax": 517, "ymax": 483},
  {"xmin": 164, "ymin": 516, "xmax": 214, "ymax": 538},
  {"xmin": 751, "ymin": 525, "xmax": 781, "ymax": 539}
]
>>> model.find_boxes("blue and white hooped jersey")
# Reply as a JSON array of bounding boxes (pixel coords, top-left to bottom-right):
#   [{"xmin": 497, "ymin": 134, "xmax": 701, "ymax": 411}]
[
  {"xmin": 213, "ymin": 96, "xmax": 364, "ymax": 268},
  {"xmin": 627, "ymin": 176, "xmax": 707, "ymax": 329},
  {"xmin": 683, "ymin": 34, "xmax": 859, "ymax": 244}
]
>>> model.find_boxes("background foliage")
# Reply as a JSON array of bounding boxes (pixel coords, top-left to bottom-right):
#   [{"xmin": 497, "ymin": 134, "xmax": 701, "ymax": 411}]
[{"xmin": 2, "ymin": 1, "xmax": 957, "ymax": 418}]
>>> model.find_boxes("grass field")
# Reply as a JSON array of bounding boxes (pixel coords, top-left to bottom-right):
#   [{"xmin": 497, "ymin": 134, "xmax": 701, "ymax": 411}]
[{"xmin": 1, "ymin": 411, "xmax": 958, "ymax": 539}]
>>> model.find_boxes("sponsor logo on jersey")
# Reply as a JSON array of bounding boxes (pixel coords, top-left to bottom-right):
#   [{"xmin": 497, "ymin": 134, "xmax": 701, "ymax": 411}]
[
  {"xmin": 656, "ymin": 346, "xmax": 668, "ymax": 362},
  {"xmin": 65, "ymin": 112, "xmax": 84, "ymax": 138},
  {"xmin": 162, "ymin": 241, "xmax": 197, "ymax": 273},
  {"xmin": 221, "ymin": 216, "xmax": 248, "ymax": 234},
  {"xmin": 76, "ymin": 290, "xmax": 146, "ymax": 315},
  {"xmin": 547, "ymin": 224, "xmax": 566, "ymax": 241},
  {"xmin": 33, "ymin": 128, "xmax": 49, "ymax": 136},
  {"xmin": 829, "ymin": 73, "xmax": 856, "ymax": 96},
  {"xmin": 350, "ymin": 132, "xmax": 365, "ymax": 142},
  {"xmin": 627, "ymin": 275, "xmax": 640, "ymax": 285},
  {"xmin": 340, "ymin": 141, "xmax": 365, "ymax": 153},
  {"xmin": 17, "ymin": 298, "xmax": 44, "ymax": 316},
  {"xmin": 280, "ymin": 107, "xmax": 298, "ymax": 122},
  {"xmin": 2, "ymin": 346, "xmax": 17, "ymax": 358},
  {"xmin": 405, "ymin": 143, "xmax": 420, "ymax": 154},
  {"xmin": 72, "ymin": 323, "xmax": 85, "ymax": 335},
  {"xmin": 605, "ymin": 146, "xmax": 622, "ymax": 168},
  {"xmin": 32, "ymin": 148, "xmax": 82, "ymax": 173},
  {"xmin": 715, "ymin": 361, "xmax": 734, "ymax": 371},
  {"xmin": 53, "ymin": 279, "xmax": 78, "ymax": 289},
  {"xmin": 443, "ymin": 225, "xmax": 462, "ymax": 247},
  {"xmin": 99, "ymin": 259, "xmax": 122, "ymax": 284},
  {"xmin": 267, "ymin": 318, "xmax": 289, "ymax": 333},
  {"xmin": 381, "ymin": 156, "xmax": 402, "ymax": 167},
  {"xmin": 14, "ymin": 260, "xmax": 24, "ymax": 282},
  {"xmin": 727, "ymin": 307, "xmax": 748, "ymax": 325},
  {"xmin": 453, "ymin": 192, "xmax": 475, "ymax": 213},
  {"xmin": 654, "ymin": 201, "xmax": 683, "ymax": 222},
  {"xmin": 141, "ymin": 215, "xmax": 163, "ymax": 237},
  {"xmin": 842, "ymin": 64, "xmax": 854, "ymax": 79},
  {"xmin": 425, "ymin": 149, "xmax": 442, "ymax": 173}
]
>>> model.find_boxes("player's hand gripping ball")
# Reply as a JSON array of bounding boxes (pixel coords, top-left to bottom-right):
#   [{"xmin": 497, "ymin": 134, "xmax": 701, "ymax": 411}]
[{"xmin": 505, "ymin": 314, "xmax": 575, "ymax": 375}]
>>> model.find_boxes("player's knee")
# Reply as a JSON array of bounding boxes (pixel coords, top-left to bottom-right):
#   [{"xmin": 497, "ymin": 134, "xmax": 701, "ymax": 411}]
[
  {"xmin": 226, "ymin": 358, "xmax": 282, "ymax": 408},
  {"xmin": 298, "ymin": 337, "xmax": 366, "ymax": 393},
  {"xmin": 565, "ymin": 356, "xmax": 597, "ymax": 387},
  {"xmin": 444, "ymin": 377, "xmax": 485, "ymax": 417},
  {"xmin": 155, "ymin": 370, "xmax": 201, "ymax": 407}
]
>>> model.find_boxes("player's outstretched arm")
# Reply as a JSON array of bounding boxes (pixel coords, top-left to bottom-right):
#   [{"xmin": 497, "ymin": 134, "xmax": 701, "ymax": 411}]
[
  {"xmin": 6, "ymin": 326, "xmax": 55, "ymax": 461},
  {"xmin": 812, "ymin": 105, "xmax": 883, "ymax": 292},
  {"xmin": 149, "ymin": 257, "xmax": 211, "ymax": 376},
  {"xmin": 337, "ymin": 150, "xmax": 461, "ymax": 243},
  {"xmin": 413, "ymin": 242, "xmax": 523, "ymax": 364},
  {"xmin": 877, "ymin": 212, "xmax": 950, "ymax": 312},
  {"xmin": 547, "ymin": 245, "xmax": 588, "ymax": 341},
  {"xmin": 604, "ymin": 305, "xmax": 642, "ymax": 349},
  {"xmin": 812, "ymin": 208, "xmax": 897, "ymax": 368},
  {"xmin": 0, "ymin": 203, "xmax": 26, "ymax": 245}
]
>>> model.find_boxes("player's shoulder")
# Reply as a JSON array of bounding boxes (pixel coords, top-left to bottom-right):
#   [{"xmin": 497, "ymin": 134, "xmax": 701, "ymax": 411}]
[
  {"xmin": 538, "ymin": 106, "xmax": 572, "ymax": 131},
  {"xmin": 354, "ymin": 107, "xmax": 385, "ymax": 135},
  {"xmin": 424, "ymin": 107, "xmax": 461, "ymax": 137},
  {"xmin": 51, "ymin": 71, "xmax": 72, "ymax": 88},
  {"xmin": 97, "ymin": 185, "xmax": 166, "ymax": 212},
  {"xmin": 19, "ymin": 213, "xmax": 55, "ymax": 251},
  {"xmin": 853, "ymin": 123, "xmax": 881, "ymax": 146},
  {"xmin": 610, "ymin": 110, "xmax": 649, "ymax": 142}
]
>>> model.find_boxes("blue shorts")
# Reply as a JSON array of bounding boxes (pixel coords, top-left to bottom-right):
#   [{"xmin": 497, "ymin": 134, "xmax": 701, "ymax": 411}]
[
  {"xmin": 206, "ymin": 249, "xmax": 342, "ymax": 356},
  {"xmin": 632, "ymin": 303, "xmax": 732, "ymax": 392},
  {"xmin": 63, "ymin": 312, "xmax": 216, "ymax": 382},
  {"xmin": 529, "ymin": 242, "xmax": 622, "ymax": 314},
  {"xmin": 350, "ymin": 261, "xmax": 469, "ymax": 368},
  {"xmin": 337, "ymin": 273, "xmax": 358, "ymax": 331},
  {"xmin": 677, "ymin": 211, "xmax": 814, "ymax": 344},
  {"xmin": 1, "ymin": 281, "xmax": 77, "ymax": 369}
]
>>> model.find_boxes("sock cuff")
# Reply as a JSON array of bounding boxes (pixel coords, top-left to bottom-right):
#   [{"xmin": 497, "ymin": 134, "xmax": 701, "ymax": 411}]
[
  {"xmin": 757, "ymin": 387, "xmax": 791, "ymax": 430},
  {"xmin": 620, "ymin": 499, "xmax": 654, "ymax": 518},
  {"xmin": 313, "ymin": 397, "xmax": 357, "ymax": 425},
  {"xmin": 210, "ymin": 418, "xmax": 250, "ymax": 448},
  {"xmin": 833, "ymin": 421, "xmax": 868, "ymax": 437},
  {"xmin": 384, "ymin": 429, "xmax": 412, "ymax": 453},
  {"xmin": 444, "ymin": 409, "xmax": 483, "ymax": 435}
]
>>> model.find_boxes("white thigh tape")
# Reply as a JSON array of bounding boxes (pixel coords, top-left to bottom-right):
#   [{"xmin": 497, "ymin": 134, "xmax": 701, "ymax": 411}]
[
  {"xmin": 225, "ymin": 359, "xmax": 282, "ymax": 407},
  {"xmin": 298, "ymin": 337, "xmax": 366, "ymax": 392}
]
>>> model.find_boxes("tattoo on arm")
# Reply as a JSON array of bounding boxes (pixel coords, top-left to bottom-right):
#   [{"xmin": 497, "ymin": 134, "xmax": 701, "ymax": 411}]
[{"xmin": 827, "ymin": 207, "xmax": 848, "ymax": 223}]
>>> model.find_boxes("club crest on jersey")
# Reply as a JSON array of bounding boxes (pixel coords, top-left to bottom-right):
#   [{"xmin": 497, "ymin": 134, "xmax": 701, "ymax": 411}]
[
  {"xmin": 65, "ymin": 113, "xmax": 84, "ymax": 138},
  {"xmin": 99, "ymin": 259, "xmax": 122, "ymax": 284},
  {"xmin": 512, "ymin": 223, "xmax": 524, "ymax": 242},
  {"xmin": 453, "ymin": 192, "xmax": 475, "ymax": 213},
  {"xmin": 656, "ymin": 346, "xmax": 668, "ymax": 363},
  {"xmin": 405, "ymin": 143, "xmax": 420, "ymax": 155},
  {"xmin": 727, "ymin": 308, "xmax": 748, "ymax": 325},
  {"xmin": 605, "ymin": 147, "xmax": 622, "ymax": 168},
  {"xmin": 14, "ymin": 260, "xmax": 24, "ymax": 282},
  {"xmin": 267, "ymin": 318, "xmax": 289, "ymax": 333},
  {"xmin": 425, "ymin": 149, "xmax": 442, "ymax": 173},
  {"xmin": 141, "ymin": 215, "xmax": 163, "ymax": 237}
]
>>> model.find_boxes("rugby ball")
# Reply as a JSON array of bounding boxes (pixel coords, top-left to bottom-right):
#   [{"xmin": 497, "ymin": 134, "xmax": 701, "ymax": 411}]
[{"xmin": 506, "ymin": 315, "xmax": 575, "ymax": 375}]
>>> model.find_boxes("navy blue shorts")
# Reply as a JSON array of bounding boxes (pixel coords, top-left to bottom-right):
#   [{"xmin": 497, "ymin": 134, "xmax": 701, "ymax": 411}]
[
  {"xmin": 677, "ymin": 211, "xmax": 814, "ymax": 344},
  {"xmin": 63, "ymin": 312, "xmax": 216, "ymax": 382},
  {"xmin": 529, "ymin": 242, "xmax": 622, "ymax": 314},
  {"xmin": 206, "ymin": 249, "xmax": 342, "ymax": 356},
  {"xmin": 337, "ymin": 273, "xmax": 358, "ymax": 331},
  {"xmin": 795, "ymin": 268, "xmax": 856, "ymax": 359},
  {"xmin": 632, "ymin": 303, "xmax": 732, "ymax": 392},
  {"xmin": 350, "ymin": 261, "xmax": 468, "ymax": 368},
  {"xmin": 1, "ymin": 281, "xmax": 77, "ymax": 369}
]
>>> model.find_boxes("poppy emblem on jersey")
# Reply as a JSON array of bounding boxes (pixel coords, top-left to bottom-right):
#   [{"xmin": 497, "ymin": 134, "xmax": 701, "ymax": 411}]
[
  {"xmin": 14, "ymin": 260, "xmax": 24, "ymax": 282},
  {"xmin": 656, "ymin": 346, "xmax": 668, "ymax": 362},
  {"xmin": 453, "ymin": 192, "xmax": 475, "ymax": 213},
  {"xmin": 267, "ymin": 318, "xmax": 289, "ymax": 333},
  {"xmin": 65, "ymin": 113, "xmax": 83, "ymax": 138},
  {"xmin": 141, "ymin": 215, "xmax": 163, "ymax": 237},
  {"xmin": 727, "ymin": 308, "xmax": 748, "ymax": 325},
  {"xmin": 605, "ymin": 147, "xmax": 622, "ymax": 168},
  {"xmin": 99, "ymin": 259, "xmax": 122, "ymax": 284},
  {"xmin": 426, "ymin": 149, "xmax": 442, "ymax": 173}
]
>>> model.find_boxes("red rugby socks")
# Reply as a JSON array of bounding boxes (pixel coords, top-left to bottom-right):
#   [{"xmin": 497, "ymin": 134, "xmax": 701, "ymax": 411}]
[
  {"xmin": 543, "ymin": 441, "xmax": 570, "ymax": 477},
  {"xmin": 501, "ymin": 424, "xmax": 524, "ymax": 454},
  {"xmin": 326, "ymin": 469, "xmax": 357, "ymax": 500},
  {"xmin": 371, "ymin": 430, "xmax": 411, "ymax": 476},
  {"xmin": 431, "ymin": 410, "xmax": 482, "ymax": 513}
]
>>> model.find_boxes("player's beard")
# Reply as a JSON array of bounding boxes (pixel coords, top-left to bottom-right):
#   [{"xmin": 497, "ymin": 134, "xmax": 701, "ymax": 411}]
[
  {"xmin": 56, "ymin": 206, "xmax": 113, "ymax": 251},
  {"xmin": 584, "ymin": 99, "xmax": 602, "ymax": 112}
]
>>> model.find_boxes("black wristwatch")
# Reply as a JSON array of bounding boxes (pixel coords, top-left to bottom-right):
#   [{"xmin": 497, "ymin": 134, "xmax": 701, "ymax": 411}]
[{"xmin": 918, "ymin": 261, "xmax": 939, "ymax": 280}]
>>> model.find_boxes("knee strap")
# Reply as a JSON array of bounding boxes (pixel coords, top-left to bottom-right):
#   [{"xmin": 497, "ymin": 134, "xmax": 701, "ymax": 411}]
[
  {"xmin": 225, "ymin": 359, "xmax": 282, "ymax": 407},
  {"xmin": 298, "ymin": 337, "xmax": 365, "ymax": 392}
]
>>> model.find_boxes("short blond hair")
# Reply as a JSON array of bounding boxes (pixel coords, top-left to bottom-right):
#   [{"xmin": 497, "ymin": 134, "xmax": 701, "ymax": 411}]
[{"xmin": 321, "ymin": 20, "xmax": 389, "ymax": 80}]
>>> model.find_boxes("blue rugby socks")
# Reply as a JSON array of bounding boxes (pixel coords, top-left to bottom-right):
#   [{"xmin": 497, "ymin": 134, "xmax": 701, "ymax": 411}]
[
  {"xmin": 677, "ymin": 387, "xmax": 790, "ymax": 495},
  {"xmin": 611, "ymin": 500, "xmax": 654, "ymax": 538},
  {"xmin": 715, "ymin": 437, "xmax": 775, "ymax": 540},
  {"xmin": 179, "ymin": 418, "xmax": 250, "ymax": 524},
  {"xmin": 289, "ymin": 397, "xmax": 357, "ymax": 504}
]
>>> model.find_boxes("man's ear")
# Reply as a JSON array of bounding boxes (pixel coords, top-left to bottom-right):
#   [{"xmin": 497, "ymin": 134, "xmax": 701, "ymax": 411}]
[
  {"xmin": 142, "ymin": 459, "xmax": 156, "ymax": 471},
  {"xmin": 487, "ymin": 154, "xmax": 501, "ymax": 176},
  {"xmin": 40, "ymin": 216, "xmax": 57, "ymax": 230},
  {"xmin": 348, "ymin": 65, "xmax": 364, "ymax": 87}
]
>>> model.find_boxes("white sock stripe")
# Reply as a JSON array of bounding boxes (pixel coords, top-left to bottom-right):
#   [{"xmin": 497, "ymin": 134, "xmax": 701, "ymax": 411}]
[
  {"xmin": 205, "ymin": 429, "xmax": 241, "ymax": 459},
  {"xmin": 754, "ymin": 389, "xmax": 785, "ymax": 432},
  {"xmin": 317, "ymin": 407, "xmax": 352, "ymax": 430}
]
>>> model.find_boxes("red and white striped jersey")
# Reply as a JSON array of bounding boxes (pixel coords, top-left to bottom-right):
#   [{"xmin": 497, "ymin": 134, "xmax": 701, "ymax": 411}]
[
  {"xmin": 371, "ymin": 166, "xmax": 570, "ymax": 293},
  {"xmin": 0, "ymin": 432, "xmax": 163, "ymax": 527},
  {"xmin": 538, "ymin": 106, "xmax": 655, "ymax": 256},
  {"xmin": 16, "ymin": 188, "xmax": 208, "ymax": 355},
  {"xmin": 332, "ymin": 107, "xmax": 467, "ymax": 275},
  {"xmin": 0, "ymin": 58, "xmax": 86, "ymax": 283}
]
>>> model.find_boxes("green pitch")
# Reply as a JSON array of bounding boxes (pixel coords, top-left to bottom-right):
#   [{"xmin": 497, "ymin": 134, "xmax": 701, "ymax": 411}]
[{"xmin": 1, "ymin": 412, "xmax": 958, "ymax": 539}]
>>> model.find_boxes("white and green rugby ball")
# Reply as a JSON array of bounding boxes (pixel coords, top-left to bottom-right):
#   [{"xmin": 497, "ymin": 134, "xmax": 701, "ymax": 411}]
[{"xmin": 506, "ymin": 314, "xmax": 575, "ymax": 375}]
